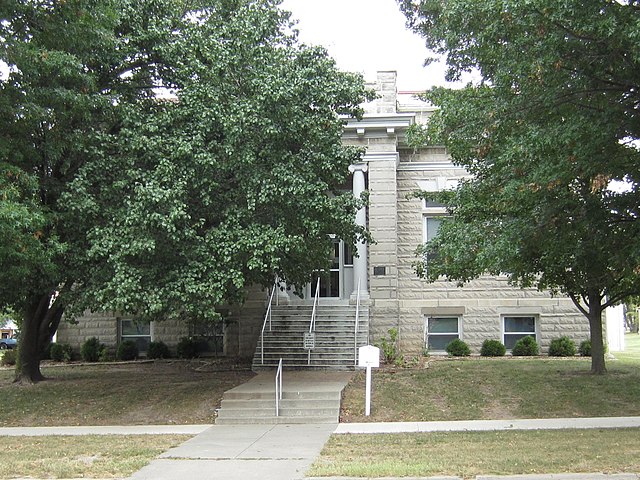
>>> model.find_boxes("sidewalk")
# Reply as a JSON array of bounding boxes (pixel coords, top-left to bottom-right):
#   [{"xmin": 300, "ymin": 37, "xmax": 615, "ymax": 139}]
[
  {"xmin": 335, "ymin": 416, "xmax": 640, "ymax": 434},
  {"xmin": 4, "ymin": 417, "xmax": 640, "ymax": 480}
]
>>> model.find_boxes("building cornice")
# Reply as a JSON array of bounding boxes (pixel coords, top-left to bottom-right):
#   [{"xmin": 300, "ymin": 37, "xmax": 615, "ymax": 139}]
[{"xmin": 341, "ymin": 113, "xmax": 415, "ymax": 146}]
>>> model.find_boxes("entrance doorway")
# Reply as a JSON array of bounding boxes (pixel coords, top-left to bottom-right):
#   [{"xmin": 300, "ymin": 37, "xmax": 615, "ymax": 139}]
[{"xmin": 310, "ymin": 239, "xmax": 354, "ymax": 300}]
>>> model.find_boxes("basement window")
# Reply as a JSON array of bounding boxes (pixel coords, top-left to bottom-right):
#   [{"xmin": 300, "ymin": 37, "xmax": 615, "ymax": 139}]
[
  {"xmin": 503, "ymin": 316, "xmax": 537, "ymax": 350},
  {"xmin": 424, "ymin": 316, "xmax": 461, "ymax": 352},
  {"xmin": 119, "ymin": 319, "xmax": 152, "ymax": 353}
]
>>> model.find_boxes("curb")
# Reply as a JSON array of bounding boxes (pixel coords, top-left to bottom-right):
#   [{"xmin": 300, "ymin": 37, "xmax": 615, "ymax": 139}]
[
  {"xmin": 309, "ymin": 475, "xmax": 640, "ymax": 480},
  {"xmin": 0, "ymin": 425, "xmax": 212, "ymax": 436}
]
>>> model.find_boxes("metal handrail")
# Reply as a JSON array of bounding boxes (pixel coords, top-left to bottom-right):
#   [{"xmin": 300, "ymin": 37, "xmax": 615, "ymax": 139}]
[
  {"xmin": 354, "ymin": 278, "xmax": 361, "ymax": 366},
  {"xmin": 308, "ymin": 277, "xmax": 320, "ymax": 365},
  {"xmin": 275, "ymin": 358, "xmax": 283, "ymax": 416},
  {"xmin": 260, "ymin": 280, "xmax": 278, "ymax": 365},
  {"xmin": 309, "ymin": 277, "xmax": 320, "ymax": 333}
]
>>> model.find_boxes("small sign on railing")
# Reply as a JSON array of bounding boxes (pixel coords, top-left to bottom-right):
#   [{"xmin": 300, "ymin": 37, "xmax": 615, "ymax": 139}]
[{"xmin": 304, "ymin": 332, "xmax": 316, "ymax": 350}]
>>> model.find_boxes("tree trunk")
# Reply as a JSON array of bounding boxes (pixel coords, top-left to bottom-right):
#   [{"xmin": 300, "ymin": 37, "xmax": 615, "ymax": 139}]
[
  {"xmin": 587, "ymin": 292, "xmax": 607, "ymax": 375},
  {"xmin": 14, "ymin": 292, "xmax": 64, "ymax": 384}
]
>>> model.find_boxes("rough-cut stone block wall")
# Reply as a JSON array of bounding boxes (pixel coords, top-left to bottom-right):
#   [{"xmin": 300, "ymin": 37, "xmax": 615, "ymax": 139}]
[
  {"xmin": 226, "ymin": 284, "xmax": 269, "ymax": 359},
  {"xmin": 56, "ymin": 283, "xmax": 267, "ymax": 359},
  {"xmin": 367, "ymin": 151, "xmax": 401, "ymax": 345},
  {"xmin": 388, "ymin": 153, "xmax": 590, "ymax": 355},
  {"xmin": 56, "ymin": 311, "xmax": 120, "ymax": 351},
  {"xmin": 56, "ymin": 312, "xmax": 188, "ymax": 355}
]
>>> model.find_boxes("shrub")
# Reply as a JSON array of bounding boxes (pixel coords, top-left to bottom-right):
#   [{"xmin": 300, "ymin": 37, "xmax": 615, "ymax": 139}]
[
  {"xmin": 376, "ymin": 328, "xmax": 399, "ymax": 364},
  {"xmin": 176, "ymin": 337, "xmax": 199, "ymax": 359},
  {"xmin": 445, "ymin": 338, "xmax": 471, "ymax": 357},
  {"xmin": 80, "ymin": 337, "xmax": 104, "ymax": 362},
  {"xmin": 99, "ymin": 347, "xmax": 114, "ymax": 362},
  {"xmin": 480, "ymin": 339, "xmax": 506, "ymax": 357},
  {"xmin": 579, "ymin": 339, "xmax": 592, "ymax": 357},
  {"xmin": 0, "ymin": 349, "xmax": 17, "ymax": 366},
  {"xmin": 548, "ymin": 336, "xmax": 577, "ymax": 357},
  {"xmin": 147, "ymin": 341, "xmax": 171, "ymax": 359},
  {"xmin": 511, "ymin": 336, "xmax": 539, "ymax": 356},
  {"xmin": 116, "ymin": 340, "xmax": 138, "ymax": 361},
  {"xmin": 50, "ymin": 343, "xmax": 73, "ymax": 362}
]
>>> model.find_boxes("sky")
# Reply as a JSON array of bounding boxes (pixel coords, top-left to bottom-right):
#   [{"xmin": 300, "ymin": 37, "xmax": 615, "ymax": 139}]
[
  {"xmin": 280, "ymin": 0, "xmax": 449, "ymax": 92},
  {"xmin": 0, "ymin": 0, "xmax": 450, "ymax": 90}
]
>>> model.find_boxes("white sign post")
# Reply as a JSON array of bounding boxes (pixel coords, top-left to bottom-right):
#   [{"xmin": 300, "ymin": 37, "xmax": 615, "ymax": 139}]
[{"xmin": 358, "ymin": 345, "xmax": 380, "ymax": 416}]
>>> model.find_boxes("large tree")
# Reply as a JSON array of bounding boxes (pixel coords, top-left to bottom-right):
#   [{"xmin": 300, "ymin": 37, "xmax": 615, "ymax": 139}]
[
  {"xmin": 1, "ymin": 0, "xmax": 371, "ymax": 383},
  {"xmin": 399, "ymin": 0, "xmax": 640, "ymax": 373}
]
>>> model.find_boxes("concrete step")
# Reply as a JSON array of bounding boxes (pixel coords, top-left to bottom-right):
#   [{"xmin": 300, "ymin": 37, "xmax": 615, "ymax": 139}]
[
  {"xmin": 215, "ymin": 415, "xmax": 337, "ymax": 425},
  {"xmin": 221, "ymin": 399, "xmax": 340, "ymax": 409},
  {"xmin": 223, "ymin": 390, "xmax": 341, "ymax": 401},
  {"xmin": 252, "ymin": 303, "xmax": 369, "ymax": 371}
]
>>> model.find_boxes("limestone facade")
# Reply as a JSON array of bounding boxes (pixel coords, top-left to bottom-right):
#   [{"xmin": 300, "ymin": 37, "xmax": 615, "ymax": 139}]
[{"xmin": 343, "ymin": 71, "xmax": 589, "ymax": 355}]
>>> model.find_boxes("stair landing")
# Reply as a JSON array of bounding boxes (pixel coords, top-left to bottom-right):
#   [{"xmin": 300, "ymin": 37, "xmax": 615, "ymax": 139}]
[{"xmin": 215, "ymin": 370, "xmax": 353, "ymax": 425}]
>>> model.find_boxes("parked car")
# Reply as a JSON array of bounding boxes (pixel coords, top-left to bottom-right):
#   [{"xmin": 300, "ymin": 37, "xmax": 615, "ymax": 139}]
[{"xmin": 0, "ymin": 336, "xmax": 17, "ymax": 350}]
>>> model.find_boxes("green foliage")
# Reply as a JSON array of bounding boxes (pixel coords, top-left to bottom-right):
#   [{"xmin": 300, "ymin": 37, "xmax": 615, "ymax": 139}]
[
  {"xmin": 147, "ymin": 341, "xmax": 171, "ymax": 360},
  {"xmin": 548, "ymin": 336, "xmax": 577, "ymax": 357},
  {"xmin": 480, "ymin": 339, "xmax": 506, "ymax": 357},
  {"xmin": 511, "ymin": 336, "xmax": 539, "ymax": 357},
  {"xmin": 98, "ymin": 347, "xmax": 113, "ymax": 363},
  {"xmin": 80, "ymin": 337, "xmax": 104, "ymax": 363},
  {"xmin": 445, "ymin": 338, "xmax": 471, "ymax": 357},
  {"xmin": 0, "ymin": 349, "xmax": 17, "ymax": 366},
  {"xmin": 176, "ymin": 337, "xmax": 199, "ymax": 359},
  {"xmin": 116, "ymin": 341, "xmax": 138, "ymax": 361},
  {"xmin": 376, "ymin": 328, "xmax": 399, "ymax": 364},
  {"xmin": 402, "ymin": 0, "xmax": 640, "ymax": 374},
  {"xmin": 49, "ymin": 343, "xmax": 73, "ymax": 363},
  {"xmin": 625, "ymin": 298, "xmax": 639, "ymax": 333},
  {"xmin": 1, "ymin": 0, "xmax": 372, "ymax": 381},
  {"xmin": 579, "ymin": 339, "xmax": 592, "ymax": 357}
]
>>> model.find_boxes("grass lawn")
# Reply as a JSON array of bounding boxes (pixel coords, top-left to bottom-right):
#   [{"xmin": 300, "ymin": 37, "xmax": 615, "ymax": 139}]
[
  {"xmin": 0, "ymin": 360, "xmax": 253, "ymax": 479},
  {"xmin": 0, "ymin": 434, "xmax": 190, "ymax": 479},
  {"xmin": 312, "ymin": 334, "xmax": 640, "ymax": 478},
  {"xmin": 309, "ymin": 428, "xmax": 640, "ymax": 479},
  {"xmin": 0, "ymin": 359, "xmax": 254, "ymax": 426},
  {"xmin": 340, "ymin": 334, "xmax": 640, "ymax": 422}
]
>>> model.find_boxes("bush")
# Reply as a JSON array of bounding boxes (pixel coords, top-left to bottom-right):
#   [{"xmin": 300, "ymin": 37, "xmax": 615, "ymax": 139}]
[
  {"xmin": 147, "ymin": 341, "xmax": 171, "ymax": 359},
  {"xmin": 80, "ymin": 337, "xmax": 104, "ymax": 362},
  {"xmin": 50, "ymin": 343, "xmax": 73, "ymax": 362},
  {"xmin": 176, "ymin": 337, "xmax": 199, "ymax": 359},
  {"xmin": 116, "ymin": 340, "xmax": 138, "ymax": 361},
  {"xmin": 376, "ymin": 328, "xmax": 399, "ymax": 364},
  {"xmin": 445, "ymin": 338, "xmax": 471, "ymax": 357},
  {"xmin": 99, "ymin": 347, "xmax": 114, "ymax": 362},
  {"xmin": 480, "ymin": 339, "xmax": 506, "ymax": 357},
  {"xmin": 511, "ymin": 336, "xmax": 539, "ymax": 356},
  {"xmin": 548, "ymin": 336, "xmax": 577, "ymax": 357},
  {"xmin": 579, "ymin": 339, "xmax": 592, "ymax": 357},
  {"xmin": 0, "ymin": 349, "xmax": 17, "ymax": 366}
]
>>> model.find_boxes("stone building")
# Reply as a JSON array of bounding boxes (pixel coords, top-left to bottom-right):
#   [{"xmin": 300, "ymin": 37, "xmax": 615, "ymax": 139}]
[{"xmin": 57, "ymin": 71, "xmax": 590, "ymax": 363}]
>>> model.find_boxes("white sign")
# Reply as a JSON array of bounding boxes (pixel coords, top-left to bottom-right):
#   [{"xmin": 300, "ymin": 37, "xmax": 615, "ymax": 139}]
[
  {"xmin": 358, "ymin": 345, "xmax": 380, "ymax": 416},
  {"xmin": 358, "ymin": 345, "xmax": 380, "ymax": 368},
  {"xmin": 303, "ymin": 332, "xmax": 315, "ymax": 350}
]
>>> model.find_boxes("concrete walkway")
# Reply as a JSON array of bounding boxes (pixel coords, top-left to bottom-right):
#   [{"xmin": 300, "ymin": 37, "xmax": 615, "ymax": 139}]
[{"xmin": 128, "ymin": 423, "xmax": 336, "ymax": 480}]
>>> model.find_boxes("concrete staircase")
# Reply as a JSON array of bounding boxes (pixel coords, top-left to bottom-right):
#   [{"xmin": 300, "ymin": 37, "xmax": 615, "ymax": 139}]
[
  {"xmin": 251, "ymin": 303, "xmax": 369, "ymax": 370},
  {"xmin": 215, "ymin": 371, "xmax": 352, "ymax": 425}
]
